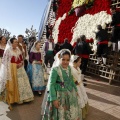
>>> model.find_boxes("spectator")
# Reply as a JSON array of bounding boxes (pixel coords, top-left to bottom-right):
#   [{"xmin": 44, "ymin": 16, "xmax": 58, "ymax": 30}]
[
  {"xmin": 110, "ymin": 6, "xmax": 120, "ymax": 52},
  {"xmin": 95, "ymin": 25, "xmax": 109, "ymax": 65},
  {"xmin": 60, "ymin": 38, "xmax": 73, "ymax": 52}
]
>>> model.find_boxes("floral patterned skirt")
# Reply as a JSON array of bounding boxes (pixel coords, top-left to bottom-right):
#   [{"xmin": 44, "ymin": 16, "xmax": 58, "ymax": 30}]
[
  {"xmin": 17, "ymin": 66, "xmax": 34, "ymax": 102},
  {"xmin": 5, "ymin": 64, "xmax": 34, "ymax": 106},
  {"xmin": 42, "ymin": 89, "xmax": 82, "ymax": 120},
  {"xmin": 32, "ymin": 64, "xmax": 46, "ymax": 91},
  {"xmin": 77, "ymin": 84, "xmax": 89, "ymax": 119}
]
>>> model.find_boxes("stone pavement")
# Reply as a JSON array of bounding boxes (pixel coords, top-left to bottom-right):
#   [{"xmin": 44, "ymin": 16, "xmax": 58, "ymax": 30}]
[
  {"xmin": 3, "ymin": 75, "xmax": 120, "ymax": 120},
  {"xmin": 85, "ymin": 75, "xmax": 120, "ymax": 120}
]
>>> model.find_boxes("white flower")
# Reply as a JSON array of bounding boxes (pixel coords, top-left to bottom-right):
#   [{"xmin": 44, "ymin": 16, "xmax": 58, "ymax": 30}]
[
  {"xmin": 52, "ymin": 10, "xmax": 112, "ymax": 50},
  {"xmin": 52, "ymin": 13, "xmax": 67, "ymax": 43},
  {"xmin": 71, "ymin": 11, "xmax": 112, "ymax": 45}
]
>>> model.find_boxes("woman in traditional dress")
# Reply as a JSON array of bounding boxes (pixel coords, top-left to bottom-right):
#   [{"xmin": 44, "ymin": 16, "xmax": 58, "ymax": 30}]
[
  {"xmin": 70, "ymin": 55, "xmax": 89, "ymax": 119},
  {"xmin": 42, "ymin": 49, "xmax": 82, "ymax": 120},
  {"xmin": 0, "ymin": 38, "xmax": 34, "ymax": 109},
  {"xmin": 29, "ymin": 41, "xmax": 45, "ymax": 95},
  {"xmin": 0, "ymin": 36, "xmax": 6, "ymax": 101},
  {"xmin": 0, "ymin": 36, "xmax": 6, "ymax": 66}
]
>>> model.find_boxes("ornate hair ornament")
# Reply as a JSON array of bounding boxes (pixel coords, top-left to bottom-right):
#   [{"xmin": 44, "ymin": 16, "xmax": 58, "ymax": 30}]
[
  {"xmin": 60, "ymin": 49, "xmax": 71, "ymax": 57},
  {"xmin": 71, "ymin": 55, "xmax": 79, "ymax": 62}
]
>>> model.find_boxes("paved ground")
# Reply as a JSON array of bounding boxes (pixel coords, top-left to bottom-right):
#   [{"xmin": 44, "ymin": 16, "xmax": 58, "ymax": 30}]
[{"xmin": 4, "ymin": 75, "xmax": 120, "ymax": 120}]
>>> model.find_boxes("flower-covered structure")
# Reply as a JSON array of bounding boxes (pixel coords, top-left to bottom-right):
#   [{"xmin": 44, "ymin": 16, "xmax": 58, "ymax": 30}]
[
  {"xmin": 38, "ymin": 0, "xmax": 120, "ymax": 84},
  {"xmin": 52, "ymin": 0, "xmax": 112, "ymax": 45}
]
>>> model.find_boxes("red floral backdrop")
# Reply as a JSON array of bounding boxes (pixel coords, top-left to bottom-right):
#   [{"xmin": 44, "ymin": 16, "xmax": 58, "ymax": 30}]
[{"xmin": 56, "ymin": 0, "xmax": 111, "ymax": 43}]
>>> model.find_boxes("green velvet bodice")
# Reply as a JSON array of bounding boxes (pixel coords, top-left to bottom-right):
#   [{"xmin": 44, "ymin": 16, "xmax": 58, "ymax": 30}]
[{"xmin": 48, "ymin": 66, "xmax": 77, "ymax": 102}]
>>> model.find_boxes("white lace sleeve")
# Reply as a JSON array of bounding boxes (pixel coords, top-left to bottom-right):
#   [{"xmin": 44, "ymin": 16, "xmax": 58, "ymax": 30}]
[{"xmin": 0, "ymin": 49, "xmax": 12, "ymax": 93}]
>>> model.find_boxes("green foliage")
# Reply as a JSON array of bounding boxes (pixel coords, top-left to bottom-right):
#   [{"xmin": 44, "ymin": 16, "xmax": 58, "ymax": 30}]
[
  {"xmin": 86, "ymin": 0, "xmax": 94, "ymax": 9},
  {"xmin": 68, "ymin": 8, "xmax": 74, "ymax": 15}
]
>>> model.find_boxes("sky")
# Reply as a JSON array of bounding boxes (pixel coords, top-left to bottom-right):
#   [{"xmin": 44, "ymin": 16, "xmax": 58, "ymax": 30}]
[{"xmin": 0, "ymin": 0, "xmax": 48, "ymax": 36}]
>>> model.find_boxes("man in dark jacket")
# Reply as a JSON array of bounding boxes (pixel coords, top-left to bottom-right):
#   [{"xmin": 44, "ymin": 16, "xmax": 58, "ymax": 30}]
[
  {"xmin": 60, "ymin": 38, "xmax": 73, "ymax": 52},
  {"xmin": 110, "ymin": 6, "xmax": 120, "ymax": 52},
  {"xmin": 95, "ymin": 25, "xmax": 109, "ymax": 65},
  {"xmin": 54, "ymin": 42, "xmax": 61, "ymax": 54},
  {"xmin": 42, "ymin": 36, "xmax": 55, "ymax": 67},
  {"xmin": 75, "ymin": 35, "xmax": 93, "ymax": 83},
  {"xmin": 73, "ymin": 38, "xmax": 81, "ymax": 55}
]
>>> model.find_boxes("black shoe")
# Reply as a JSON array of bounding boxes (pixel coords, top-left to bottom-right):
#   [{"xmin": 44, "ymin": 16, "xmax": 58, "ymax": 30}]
[
  {"xmin": 83, "ymin": 79, "xmax": 87, "ymax": 82},
  {"xmin": 83, "ymin": 83, "xmax": 87, "ymax": 86}
]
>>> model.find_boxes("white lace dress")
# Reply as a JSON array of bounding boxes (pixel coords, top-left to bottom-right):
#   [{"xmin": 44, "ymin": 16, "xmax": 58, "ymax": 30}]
[
  {"xmin": 71, "ymin": 66, "xmax": 88, "ymax": 108},
  {"xmin": 0, "ymin": 46, "xmax": 5, "ymax": 67}
]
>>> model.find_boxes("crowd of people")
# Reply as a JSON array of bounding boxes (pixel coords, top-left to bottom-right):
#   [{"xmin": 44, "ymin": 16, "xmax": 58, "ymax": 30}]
[
  {"xmin": 0, "ymin": 36, "xmax": 34, "ymax": 110},
  {"xmin": 0, "ymin": 33, "xmax": 91, "ymax": 119},
  {"xmin": 42, "ymin": 50, "xmax": 88, "ymax": 120},
  {"xmin": 0, "ymin": 5, "xmax": 120, "ymax": 120}
]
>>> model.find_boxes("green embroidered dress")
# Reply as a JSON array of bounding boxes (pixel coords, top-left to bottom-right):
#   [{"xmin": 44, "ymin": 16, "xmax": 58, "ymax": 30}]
[{"xmin": 42, "ymin": 66, "xmax": 82, "ymax": 120}]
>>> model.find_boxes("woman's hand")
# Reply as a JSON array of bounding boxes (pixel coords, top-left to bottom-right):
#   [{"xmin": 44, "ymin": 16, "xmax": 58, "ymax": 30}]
[{"xmin": 53, "ymin": 100, "xmax": 60, "ymax": 109}]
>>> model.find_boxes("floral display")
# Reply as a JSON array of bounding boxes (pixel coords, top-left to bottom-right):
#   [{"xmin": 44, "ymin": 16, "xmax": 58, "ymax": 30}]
[
  {"xmin": 52, "ymin": 0, "xmax": 111, "ymax": 44},
  {"xmin": 52, "ymin": 13, "xmax": 67, "ymax": 43},
  {"xmin": 71, "ymin": 0, "xmax": 94, "ymax": 9},
  {"xmin": 71, "ymin": 11, "xmax": 112, "ymax": 45}
]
